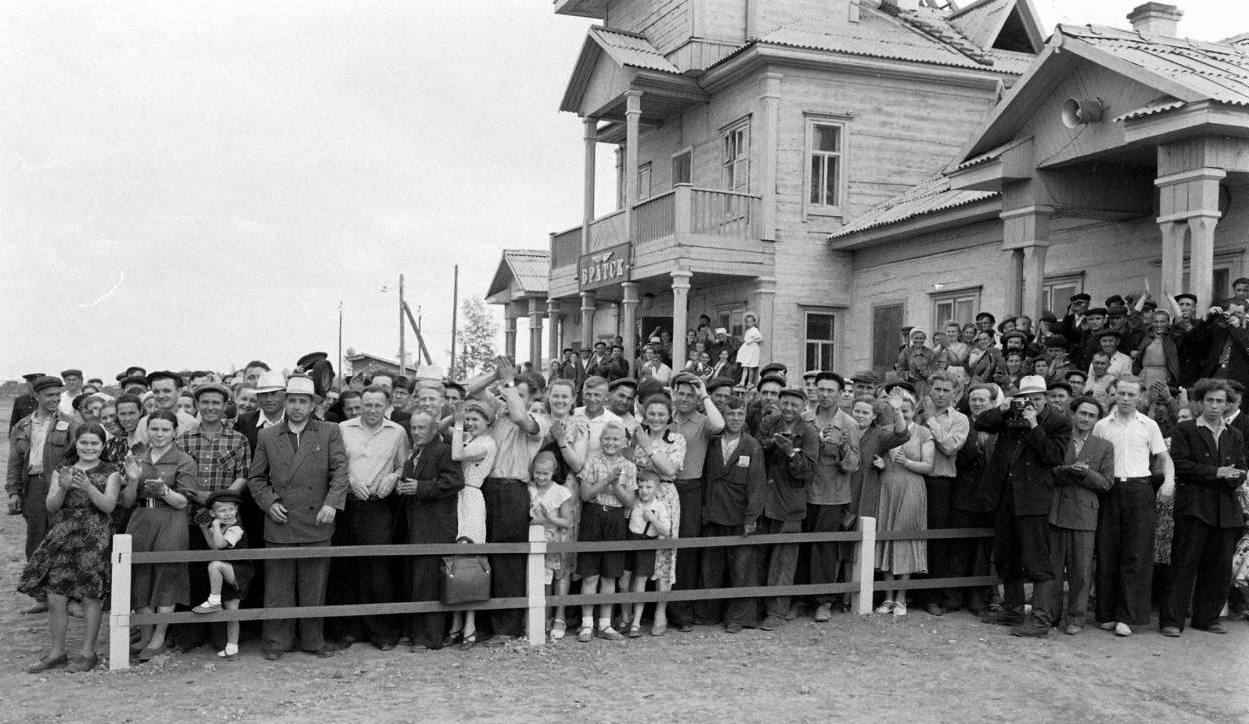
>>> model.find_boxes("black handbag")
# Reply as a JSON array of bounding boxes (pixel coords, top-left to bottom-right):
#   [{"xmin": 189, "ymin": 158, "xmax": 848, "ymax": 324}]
[{"xmin": 441, "ymin": 538, "xmax": 492, "ymax": 605}]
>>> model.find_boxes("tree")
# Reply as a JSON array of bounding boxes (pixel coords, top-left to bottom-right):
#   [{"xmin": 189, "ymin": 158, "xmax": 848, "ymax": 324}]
[{"xmin": 451, "ymin": 296, "xmax": 498, "ymax": 380}]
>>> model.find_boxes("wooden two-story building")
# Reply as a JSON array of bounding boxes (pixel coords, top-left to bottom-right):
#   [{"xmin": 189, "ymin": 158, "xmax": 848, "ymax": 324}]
[
  {"xmin": 528, "ymin": 0, "xmax": 1043, "ymax": 373},
  {"xmin": 830, "ymin": 3, "xmax": 1249, "ymax": 374}
]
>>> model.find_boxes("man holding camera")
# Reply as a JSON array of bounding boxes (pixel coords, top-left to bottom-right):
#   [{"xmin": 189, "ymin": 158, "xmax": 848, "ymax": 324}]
[{"xmin": 974, "ymin": 375, "xmax": 1072, "ymax": 637}]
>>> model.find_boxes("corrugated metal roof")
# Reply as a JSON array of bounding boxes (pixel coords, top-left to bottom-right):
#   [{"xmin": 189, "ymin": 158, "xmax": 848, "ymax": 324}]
[
  {"xmin": 503, "ymin": 249, "xmax": 550, "ymax": 295},
  {"xmin": 1113, "ymin": 98, "xmax": 1187, "ymax": 123},
  {"xmin": 829, "ymin": 175, "xmax": 998, "ymax": 239},
  {"xmin": 1061, "ymin": 24, "xmax": 1249, "ymax": 107},
  {"xmin": 948, "ymin": 0, "xmax": 1014, "ymax": 48},
  {"xmin": 589, "ymin": 26, "xmax": 679, "ymax": 74},
  {"xmin": 953, "ymin": 135, "xmax": 1031, "ymax": 170}
]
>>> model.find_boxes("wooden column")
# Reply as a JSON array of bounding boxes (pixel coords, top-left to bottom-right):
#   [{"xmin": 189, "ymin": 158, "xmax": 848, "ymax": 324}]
[
  {"xmin": 1022, "ymin": 245, "xmax": 1048, "ymax": 321},
  {"xmin": 1002, "ymin": 249, "xmax": 1025, "ymax": 317},
  {"xmin": 752, "ymin": 276, "xmax": 777, "ymax": 368},
  {"xmin": 582, "ymin": 117, "xmax": 597, "ymax": 254},
  {"xmin": 621, "ymin": 281, "xmax": 639, "ymax": 366},
  {"xmin": 546, "ymin": 299, "xmax": 561, "ymax": 361},
  {"xmin": 504, "ymin": 311, "xmax": 518, "ymax": 361},
  {"xmin": 624, "ymin": 90, "xmax": 642, "ymax": 245},
  {"xmin": 1189, "ymin": 214, "xmax": 1218, "ymax": 315},
  {"xmin": 1000, "ymin": 205, "xmax": 1052, "ymax": 319},
  {"xmin": 1159, "ymin": 221, "xmax": 1187, "ymax": 300},
  {"xmin": 1156, "ymin": 166, "xmax": 1226, "ymax": 315},
  {"xmin": 579, "ymin": 291, "xmax": 597, "ymax": 348},
  {"xmin": 528, "ymin": 297, "xmax": 544, "ymax": 370},
  {"xmin": 759, "ymin": 72, "xmax": 781, "ymax": 242},
  {"xmin": 671, "ymin": 270, "xmax": 693, "ymax": 371}
]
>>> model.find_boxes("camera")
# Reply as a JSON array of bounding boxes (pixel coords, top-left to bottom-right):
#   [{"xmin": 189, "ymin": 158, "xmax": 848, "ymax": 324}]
[{"xmin": 1004, "ymin": 398, "xmax": 1032, "ymax": 429}]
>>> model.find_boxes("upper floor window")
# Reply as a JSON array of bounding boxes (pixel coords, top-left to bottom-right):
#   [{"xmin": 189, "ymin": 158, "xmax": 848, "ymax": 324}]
[
  {"xmin": 722, "ymin": 119, "xmax": 750, "ymax": 193},
  {"xmin": 806, "ymin": 118, "xmax": 845, "ymax": 214},
  {"xmin": 672, "ymin": 148, "xmax": 692, "ymax": 185},
  {"xmin": 637, "ymin": 162, "xmax": 653, "ymax": 200}
]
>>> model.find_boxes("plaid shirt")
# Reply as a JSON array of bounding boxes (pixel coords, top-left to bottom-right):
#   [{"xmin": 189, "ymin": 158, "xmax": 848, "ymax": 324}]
[{"xmin": 177, "ymin": 425, "xmax": 251, "ymax": 497}]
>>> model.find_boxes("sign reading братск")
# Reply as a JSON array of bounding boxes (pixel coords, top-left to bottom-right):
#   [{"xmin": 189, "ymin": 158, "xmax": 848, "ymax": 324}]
[{"xmin": 579, "ymin": 242, "xmax": 631, "ymax": 291}]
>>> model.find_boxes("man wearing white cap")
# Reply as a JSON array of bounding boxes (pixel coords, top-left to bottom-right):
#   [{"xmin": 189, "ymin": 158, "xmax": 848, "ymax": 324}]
[
  {"xmin": 973, "ymin": 374, "xmax": 1072, "ymax": 637},
  {"xmin": 248, "ymin": 374, "xmax": 349, "ymax": 660},
  {"xmin": 234, "ymin": 369, "xmax": 286, "ymax": 454}
]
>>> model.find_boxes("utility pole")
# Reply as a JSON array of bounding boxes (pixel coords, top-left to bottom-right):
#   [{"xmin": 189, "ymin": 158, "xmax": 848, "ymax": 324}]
[
  {"xmin": 398, "ymin": 273, "xmax": 406, "ymax": 378},
  {"xmin": 337, "ymin": 300, "xmax": 343, "ymax": 385},
  {"xmin": 450, "ymin": 264, "xmax": 459, "ymax": 377}
]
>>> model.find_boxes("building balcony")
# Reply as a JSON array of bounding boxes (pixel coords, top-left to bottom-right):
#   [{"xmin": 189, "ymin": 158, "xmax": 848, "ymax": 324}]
[{"xmin": 549, "ymin": 184, "xmax": 768, "ymax": 299}]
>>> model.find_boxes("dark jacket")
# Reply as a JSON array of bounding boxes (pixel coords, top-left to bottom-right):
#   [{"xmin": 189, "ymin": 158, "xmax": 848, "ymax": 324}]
[
  {"xmin": 974, "ymin": 406, "xmax": 1072, "ymax": 517},
  {"xmin": 953, "ymin": 423, "xmax": 996, "ymax": 513},
  {"xmin": 248, "ymin": 418, "xmax": 349, "ymax": 544},
  {"xmin": 1169, "ymin": 420, "xmax": 1247, "ymax": 529},
  {"xmin": 758, "ymin": 416, "xmax": 818, "ymax": 522},
  {"xmin": 7, "ymin": 411, "xmax": 78, "ymax": 508},
  {"xmin": 702, "ymin": 432, "xmax": 766, "ymax": 528},
  {"xmin": 399, "ymin": 435, "xmax": 464, "ymax": 543},
  {"xmin": 1131, "ymin": 331, "xmax": 1180, "ymax": 385},
  {"xmin": 1049, "ymin": 435, "xmax": 1115, "ymax": 531},
  {"xmin": 8, "ymin": 394, "xmax": 37, "ymax": 436}
]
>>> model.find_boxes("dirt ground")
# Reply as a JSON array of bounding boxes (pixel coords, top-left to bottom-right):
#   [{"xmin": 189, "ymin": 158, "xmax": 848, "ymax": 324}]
[{"xmin": 2, "ymin": 392, "xmax": 1248, "ymax": 723}]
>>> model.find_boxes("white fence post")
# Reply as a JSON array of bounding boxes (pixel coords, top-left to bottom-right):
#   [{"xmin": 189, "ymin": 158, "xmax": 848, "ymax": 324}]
[
  {"xmin": 109, "ymin": 534, "xmax": 133, "ymax": 671},
  {"xmin": 525, "ymin": 524, "xmax": 547, "ymax": 646},
  {"xmin": 852, "ymin": 516, "xmax": 877, "ymax": 615}
]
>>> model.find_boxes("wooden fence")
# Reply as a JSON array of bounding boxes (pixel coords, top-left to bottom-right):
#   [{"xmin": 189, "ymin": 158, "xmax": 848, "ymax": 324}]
[{"xmin": 107, "ymin": 517, "xmax": 995, "ymax": 671}]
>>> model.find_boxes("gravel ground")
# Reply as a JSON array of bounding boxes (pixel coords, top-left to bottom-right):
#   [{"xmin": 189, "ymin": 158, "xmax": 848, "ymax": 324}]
[{"xmin": 2, "ymin": 393, "xmax": 1248, "ymax": 723}]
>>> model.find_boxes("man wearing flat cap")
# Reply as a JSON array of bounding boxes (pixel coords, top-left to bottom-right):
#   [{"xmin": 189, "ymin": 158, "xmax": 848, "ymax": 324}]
[
  {"xmin": 8, "ymin": 372, "xmax": 42, "ymax": 436},
  {"xmin": 1090, "ymin": 330, "xmax": 1132, "ymax": 379},
  {"xmin": 248, "ymin": 374, "xmax": 349, "ymax": 659},
  {"xmin": 756, "ymin": 387, "xmax": 818, "ymax": 630},
  {"xmin": 7, "ymin": 376, "xmax": 79, "ymax": 613},
  {"xmin": 973, "ymin": 375, "xmax": 1071, "ymax": 637}
]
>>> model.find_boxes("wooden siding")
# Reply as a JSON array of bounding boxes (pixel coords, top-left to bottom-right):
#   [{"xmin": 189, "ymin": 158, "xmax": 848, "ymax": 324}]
[{"xmin": 607, "ymin": 0, "xmax": 691, "ymax": 56}]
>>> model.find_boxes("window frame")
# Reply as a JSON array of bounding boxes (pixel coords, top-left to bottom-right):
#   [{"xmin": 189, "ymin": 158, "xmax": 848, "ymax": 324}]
[
  {"xmin": 803, "ymin": 114, "xmax": 849, "ymax": 218},
  {"xmin": 637, "ymin": 161, "xmax": 653, "ymax": 201},
  {"xmin": 930, "ymin": 286, "xmax": 982, "ymax": 333},
  {"xmin": 721, "ymin": 116, "xmax": 751, "ymax": 194},
  {"xmin": 671, "ymin": 146, "xmax": 693, "ymax": 186},
  {"xmin": 802, "ymin": 308, "xmax": 838, "ymax": 373},
  {"xmin": 872, "ymin": 302, "xmax": 906, "ymax": 374},
  {"xmin": 1042, "ymin": 273, "xmax": 1084, "ymax": 317}
]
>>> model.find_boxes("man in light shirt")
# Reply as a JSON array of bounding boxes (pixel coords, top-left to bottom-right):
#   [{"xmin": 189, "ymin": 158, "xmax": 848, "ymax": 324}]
[
  {"xmin": 1091, "ymin": 376, "xmax": 1174, "ymax": 637},
  {"xmin": 922, "ymin": 371, "xmax": 969, "ymax": 616}
]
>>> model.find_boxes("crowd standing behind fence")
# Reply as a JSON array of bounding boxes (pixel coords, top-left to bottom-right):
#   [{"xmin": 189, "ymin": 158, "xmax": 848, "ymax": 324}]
[{"xmin": 8, "ymin": 288, "xmax": 1249, "ymax": 673}]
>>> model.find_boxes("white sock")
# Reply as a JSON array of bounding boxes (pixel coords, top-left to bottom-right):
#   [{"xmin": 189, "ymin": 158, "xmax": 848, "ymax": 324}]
[
  {"xmin": 207, "ymin": 594, "xmax": 221, "ymax": 605},
  {"xmin": 598, "ymin": 617, "xmax": 612, "ymax": 631},
  {"xmin": 581, "ymin": 615, "xmax": 594, "ymax": 629}
]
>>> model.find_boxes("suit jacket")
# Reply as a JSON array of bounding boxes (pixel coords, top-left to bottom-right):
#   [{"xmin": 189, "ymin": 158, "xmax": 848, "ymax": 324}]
[
  {"xmin": 975, "ymin": 406, "xmax": 1072, "ymax": 517},
  {"xmin": 1170, "ymin": 420, "xmax": 1247, "ymax": 529},
  {"xmin": 702, "ymin": 433, "xmax": 766, "ymax": 528},
  {"xmin": 233, "ymin": 410, "xmax": 262, "ymax": 453},
  {"xmin": 248, "ymin": 418, "xmax": 349, "ymax": 544},
  {"xmin": 1049, "ymin": 435, "xmax": 1114, "ymax": 531},
  {"xmin": 6, "ymin": 411, "xmax": 78, "ymax": 507},
  {"xmin": 954, "ymin": 422, "xmax": 996, "ymax": 513},
  {"xmin": 399, "ymin": 435, "xmax": 464, "ymax": 544}
]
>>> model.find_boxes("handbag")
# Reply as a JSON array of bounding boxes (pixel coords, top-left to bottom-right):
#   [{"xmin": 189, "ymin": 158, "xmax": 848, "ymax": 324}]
[{"xmin": 442, "ymin": 538, "xmax": 492, "ymax": 605}]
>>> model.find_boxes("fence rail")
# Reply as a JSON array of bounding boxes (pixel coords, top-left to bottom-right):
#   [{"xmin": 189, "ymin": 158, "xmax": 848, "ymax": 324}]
[{"xmin": 108, "ymin": 519, "xmax": 995, "ymax": 671}]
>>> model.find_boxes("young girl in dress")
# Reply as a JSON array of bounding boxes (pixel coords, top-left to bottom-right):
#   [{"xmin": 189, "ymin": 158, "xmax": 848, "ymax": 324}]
[
  {"xmin": 449, "ymin": 400, "xmax": 497, "ymax": 649},
  {"xmin": 20, "ymin": 424, "xmax": 120, "ymax": 674},
  {"xmin": 191, "ymin": 491, "xmax": 252, "ymax": 659},
  {"xmin": 736, "ymin": 314, "xmax": 763, "ymax": 387},
  {"xmin": 540, "ymin": 379, "xmax": 587, "ymax": 640},
  {"xmin": 529, "ymin": 451, "xmax": 575, "ymax": 641},
  {"xmin": 625, "ymin": 478, "xmax": 673, "ymax": 637}
]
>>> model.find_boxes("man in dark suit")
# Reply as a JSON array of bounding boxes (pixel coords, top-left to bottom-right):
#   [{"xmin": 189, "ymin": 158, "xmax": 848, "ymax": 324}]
[
  {"xmin": 697, "ymin": 396, "xmax": 766, "ymax": 632},
  {"xmin": 1161, "ymin": 378, "xmax": 1247, "ymax": 636},
  {"xmin": 397, "ymin": 411, "xmax": 463, "ymax": 650},
  {"xmin": 1047, "ymin": 397, "xmax": 1115, "ymax": 635},
  {"xmin": 248, "ymin": 374, "xmax": 348, "ymax": 660},
  {"xmin": 7, "ymin": 372, "xmax": 42, "ymax": 436},
  {"xmin": 949, "ymin": 383, "xmax": 1000, "ymax": 616},
  {"xmin": 974, "ymin": 375, "xmax": 1072, "ymax": 637},
  {"xmin": 233, "ymin": 369, "xmax": 287, "ymax": 453}
]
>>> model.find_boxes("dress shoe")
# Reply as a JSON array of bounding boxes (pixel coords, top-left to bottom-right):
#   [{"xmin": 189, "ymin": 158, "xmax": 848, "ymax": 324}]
[
  {"xmin": 1197, "ymin": 622, "xmax": 1228, "ymax": 635},
  {"xmin": 262, "ymin": 648, "xmax": 284, "ymax": 661},
  {"xmin": 1160, "ymin": 626, "xmax": 1182, "ymax": 638},
  {"xmin": 1011, "ymin": 618, "xmax": 1051, "ymax": 638},
  {"xmin": 677, "ymin": 623, "xmax": 694, "ymax": 633},
  {"xmin": 1064, "ymin": 624, "xmax": 1083, "ymax": 636},
  {"xmin": 759, "ymin": 616, "xmax": 783, "ymax": 631},
  {"xmin": 1114, "ymin": 622, "xmax": 1132, "ymax": 637},
  {"xmin": 26, "ymin": 653, "xmax": 68, "ymax": 674},
  {"xmin": 305, "ymin": 647, "xmax": 335, "ymax": 658},
  {"xmin": 982, "ymin": 609, "xmax": 1025, "ymax": 626},
  {"xmin": 814, "ymin": 603, "xmax": 833, "ymax": 622},
  {"xmin": 925, "ymin": 603, "xmax": 945, "ymax": 617},
  {"xmin": 725, "ymin": 623, "xmax": 744, "ymax": 634},
  {"xmin": 65, "ymin": 654, "xmax": 98, "ymax": 673},
  {"xmin": 1098, "ymin": 621, "xmax": 1118, "ymax": 632}
]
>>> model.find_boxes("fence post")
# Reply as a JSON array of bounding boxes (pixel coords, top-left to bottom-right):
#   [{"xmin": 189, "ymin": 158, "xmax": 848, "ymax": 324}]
[
  {"xmin": 525, "ymin": 524, "xmax": 547, "ymax": 646},
  {"xmin": 851, "ymin": 517, "xmax": 877, "ymax": 615},
  {"xmin": 109, "ymin": 534, "xmax": 133, "ymax": 671}
]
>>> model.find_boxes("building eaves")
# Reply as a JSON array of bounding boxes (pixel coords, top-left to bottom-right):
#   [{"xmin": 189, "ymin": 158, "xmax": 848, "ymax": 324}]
[
  {"xmin": 1113, "ymin": 99, "xmax": 1187, "ymax": 123},
  {"xmin": 503, "ymin": 249, "xmax": 550, "ymax": 295},
  {"xmin": 829, "ymin": 176, "xmax": 999, "ymax": 240},
  {"xmin": 589, "ymin": 26, "xmax": 679, "ymax": 74}
]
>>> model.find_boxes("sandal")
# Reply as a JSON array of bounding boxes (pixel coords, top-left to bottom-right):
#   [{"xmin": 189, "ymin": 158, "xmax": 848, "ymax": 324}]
[
  {"xmin": 627, "ymin": 624, "xmax": 641, "ymax": 638},
  {"xmin": 442, "ymin": 630, "xmax": 463, "ymax": 648},
  {"xmin": 26, "ymin": 653, "xmax": 68, "ymax": 674},
  {"xmin": 550, "ymin": 618, "xmax": 566, "ymax": 641},
  {"xmin": 65, "ymin": 654, "xmax": 98, "ymax": 673},
  {"xmin": 459, "ymin": 633, "xmax": 477, "ymax": 651}
]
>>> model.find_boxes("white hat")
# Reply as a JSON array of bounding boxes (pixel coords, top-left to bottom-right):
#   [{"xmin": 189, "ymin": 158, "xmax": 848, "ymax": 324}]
[
  {"xmin": 285, "ymin": 374, "xmax": 316, "ymax": 398},
  {"xmin": 255, "ymin": 370, "xmax": 286, "ymax": 393},
  {"xmin": 714, "ymin": 327, "xmax": 728, "ymax": 335},
  {"xmin": 1015, "ymin": 375, "xmax": 1047, "ymax": 396}
]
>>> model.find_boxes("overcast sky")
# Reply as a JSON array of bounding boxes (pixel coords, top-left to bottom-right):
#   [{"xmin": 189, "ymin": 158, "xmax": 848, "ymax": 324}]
[{"xmin": 1, "ymin": 0, "xmax": 1244, "ymax": 380}]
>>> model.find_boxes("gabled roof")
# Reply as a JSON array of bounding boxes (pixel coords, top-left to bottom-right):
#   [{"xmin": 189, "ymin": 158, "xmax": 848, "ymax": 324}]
[
  {"xmin": 828, "ymin": 174, "xmax": 998, "ymax": 241},
  {"xmin": 756, "ymin": 2, "xmax": 1030, "ymax": 75},
  {"xmin": 948, "ymin": 0, "xmax": 1045, "ymax": 54},
  {"xmin": 487, "ymin": 249, "xmax": 549, "ymax": 301},
  {"xmin": 560, "ymin": 26, "xmax": 680, "ymax": 114}
]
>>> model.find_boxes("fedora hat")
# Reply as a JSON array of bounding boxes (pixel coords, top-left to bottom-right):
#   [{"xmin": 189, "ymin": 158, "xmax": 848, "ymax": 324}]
[
  {"xmin": 285, "ymin": 374, "xmax": 316, "ymax": 398},
  {"xmin": 1015, "ymin": 375, "xmax": 1047, "ymax": 396},
  {"xmin": 255, "ymin": 370, "xmax": 286, "ymax": 393}
]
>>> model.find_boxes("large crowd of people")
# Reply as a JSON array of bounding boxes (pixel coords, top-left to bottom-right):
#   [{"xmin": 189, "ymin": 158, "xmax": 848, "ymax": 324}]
[{"xmin": 8, "ymin": 287, "xmax": 1249, "ymax": 674}]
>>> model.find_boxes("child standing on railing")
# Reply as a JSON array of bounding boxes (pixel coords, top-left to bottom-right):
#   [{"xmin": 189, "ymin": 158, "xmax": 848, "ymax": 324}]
[
  {"xmin": 529, "ymin": 451, "xmax": 575, "ymax": 641},
  {"xmin": 575, "ymin": 421, "xmax": 637, "ymax": 642},
  {"xmin": 191, "ymin": 491, "xmax": 253, "ymax": 659},
  {"xmin": 625, "ymin": 478, "xmax": 673, "ymax": 637}
]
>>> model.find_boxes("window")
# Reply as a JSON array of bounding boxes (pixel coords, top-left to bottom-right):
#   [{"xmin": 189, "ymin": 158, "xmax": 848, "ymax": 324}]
[
  {"xmin": 1042, "ymin": 274, "xmax": 1084, "ymax": 316},
  {"xmin": 872, "ymin": 304, "xmax": 904, "ymax": 373},
  {"xmin": 722, "ymin": 119, "xmax": 750, "ymax": 193},
  {"xmin": 672, "ymin": 149, "xmax": 692, "ymax": 185},
  {"xmin": 807, "ymin": 120, "xmax": 844, "ymax": 211},
  {"xmin": 931, "ymin": 287, "xmax": 981, "ymax": 332},
  {"xmin": 804, "ymin": 312, "xmax": 837, "ymax": 372},
  {"xmin": 717, "ymin": 307, "xmax": 746, "ymax": 339},
  {"xmin": 1184, "ymin": 259, "xmax": 1237, "ymax": 303},
  {"xmin": 637, "ymin": 162, "xmax": 653, "ymax": 200}
]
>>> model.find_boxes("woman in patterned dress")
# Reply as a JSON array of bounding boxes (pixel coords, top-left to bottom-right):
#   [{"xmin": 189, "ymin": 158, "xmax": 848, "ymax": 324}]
[
  {"xmin": 19, "ymin": 424, "xmax": 121, "ymax": 674},
  {"xmin": 874, "ymin": 391, "xmax": 932, "ymax": 617},
  {"xmin": 632, "ymin": 394, "xmax": 685, "ymax": 635}
]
